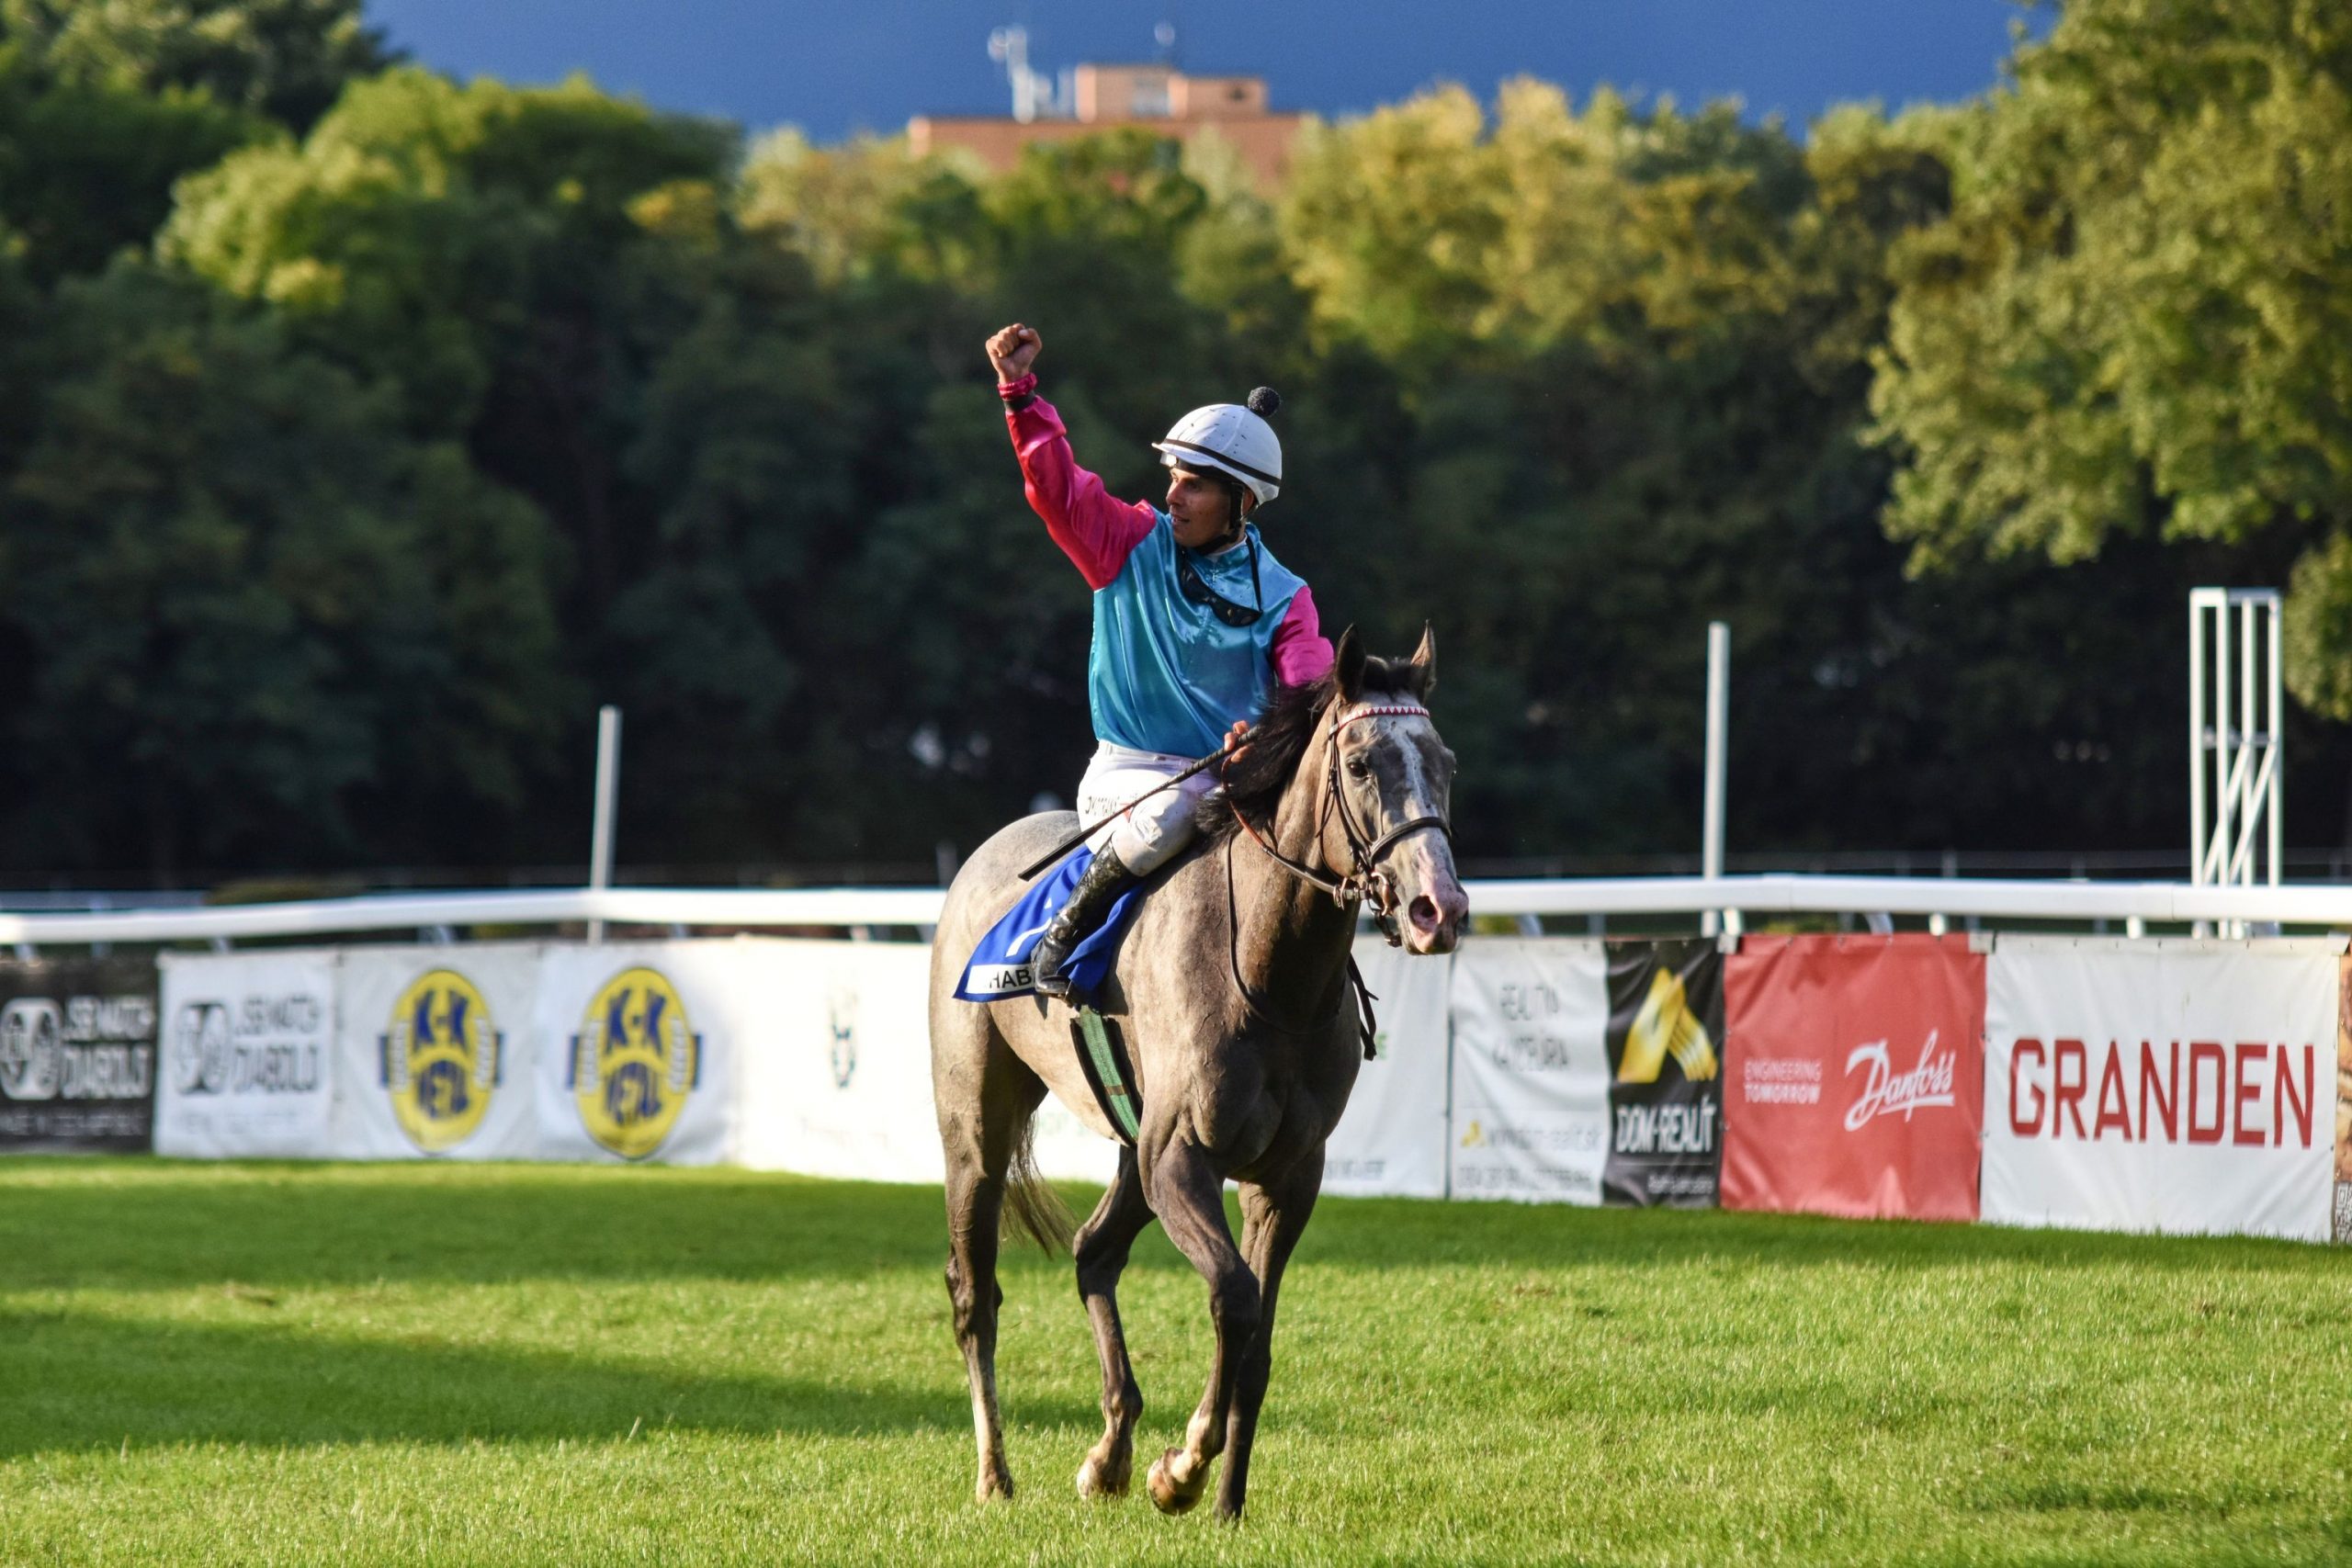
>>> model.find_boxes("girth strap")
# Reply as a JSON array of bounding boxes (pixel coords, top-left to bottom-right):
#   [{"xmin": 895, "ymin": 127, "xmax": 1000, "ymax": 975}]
[{"xmin": 1070, "ymin": 1007, "xmax": 1141, "ymax": 1145}]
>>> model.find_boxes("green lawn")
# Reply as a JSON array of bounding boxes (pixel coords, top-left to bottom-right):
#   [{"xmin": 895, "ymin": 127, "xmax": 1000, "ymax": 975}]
[{"xmin": 2, "ymin": 1158, "xmax": 2347, "ymax": 1565}]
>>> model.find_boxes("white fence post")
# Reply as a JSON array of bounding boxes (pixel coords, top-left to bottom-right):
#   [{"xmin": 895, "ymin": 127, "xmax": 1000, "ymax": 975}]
[
  {"xmin": 587, "ymin": 705, "xmax": 621, "ymax": 944},
  {"xmin": 1702, "ymin": 621, "xmax": 1729, "ymax": 939}
]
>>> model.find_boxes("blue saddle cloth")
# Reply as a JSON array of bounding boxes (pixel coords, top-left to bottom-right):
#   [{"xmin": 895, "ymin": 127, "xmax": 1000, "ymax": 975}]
[{"xmin": 955, "ymin": 844, "xmax": 1147, "ymax": 1004}]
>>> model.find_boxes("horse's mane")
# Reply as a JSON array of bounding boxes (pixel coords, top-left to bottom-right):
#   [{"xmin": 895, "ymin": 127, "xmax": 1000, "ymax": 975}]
[{"xmin": 1196, "ymin": 654, "xmax": 1421, "ymax": 842}]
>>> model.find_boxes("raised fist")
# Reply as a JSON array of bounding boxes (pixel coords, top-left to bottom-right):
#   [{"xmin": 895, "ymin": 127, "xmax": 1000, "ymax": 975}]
[{"xmin": 986, "ymin": 322, "xmax": 1041, "ymax": 382}]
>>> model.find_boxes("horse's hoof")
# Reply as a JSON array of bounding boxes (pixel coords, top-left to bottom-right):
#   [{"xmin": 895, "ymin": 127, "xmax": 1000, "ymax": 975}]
[
  {"xmin": 1076, "ymin": 1450, "xmax": 1131, "ymax": 1499},
  {"xmin": 1147, "ymin": 1449, "xmax": 1201, "ymax": 1515}
]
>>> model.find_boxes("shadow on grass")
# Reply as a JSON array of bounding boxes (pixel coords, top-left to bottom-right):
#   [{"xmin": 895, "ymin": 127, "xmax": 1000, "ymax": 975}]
[
  {"xmin": 0, "ymin": 1306, "xmax": 1100, "ymax": 1461},
  {"xmin": 0, "ymin": 1160, "xmax": 959, "ymax": 1292},
  {"xmin": 1, "ymin": 1157, "xmax": 2334, "ymax": 1303}
]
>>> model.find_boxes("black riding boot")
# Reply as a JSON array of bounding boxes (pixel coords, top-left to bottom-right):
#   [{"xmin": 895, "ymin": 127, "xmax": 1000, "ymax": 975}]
[{"xmin": 1032, "ymin": 846, "xmax": 1133, "ymax": 999}]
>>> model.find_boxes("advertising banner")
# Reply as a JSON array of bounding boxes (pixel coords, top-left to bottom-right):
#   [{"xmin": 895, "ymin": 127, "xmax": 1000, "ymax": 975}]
[
  {"xmin": 1721, "ymin": 934, "xmax": 1984, "ymax": 1222},
  {"xmin": 1323, "ymin": 939, "xmax": 1453, "ymax": 1199},
  {"xmin": 1447, "ymin": 939, "xmax": 1611, "ymax": 1203},
  {"xmin": 332, "ymin": 945, "xmax": 545, "ymax": 1160},
  {"xmin": 734, "ymin": 940, "xmax": 1042, "ymax": 1185},
  {"xmin": 532, "ymin": 942, "xmax": 737, "ymax": 1165},
  {"xmin": 2334, "ymin": 954, "xmax": 2351, "ymax": 1245},
  {"xmin": 0, "ymin": 955, "xmax": 159, "ymax": 1151},
  {"xmin": 155, "ymin": 951, "xmax": 335, "ymax": 1158},
  {"xmin": 1984, "ymin": 937, "xmax": 2337, "ymax": 1241},
  {"xmin": 1602, "ymin": 940, "xmax": 1724, "ymax": 1207}
]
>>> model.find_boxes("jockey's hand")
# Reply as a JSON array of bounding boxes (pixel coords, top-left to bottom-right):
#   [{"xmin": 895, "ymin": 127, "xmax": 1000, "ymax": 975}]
[
  {"xmin": 1223, "ymin": 719, "xmax": 1252, "ymax": 765},
  {"xmin": 986, "ymin": 323, "xmax": 1041, "ymax": 383}
]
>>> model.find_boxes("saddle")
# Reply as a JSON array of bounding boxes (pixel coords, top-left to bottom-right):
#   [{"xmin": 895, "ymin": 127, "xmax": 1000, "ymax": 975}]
[
  {"xmin": 953, "ymin": 844, "xmax": 1147, "ymax": 1004},
  {"xmin": 956, "ymin": 840, "xmax": 1382, "ymax": 1149}
]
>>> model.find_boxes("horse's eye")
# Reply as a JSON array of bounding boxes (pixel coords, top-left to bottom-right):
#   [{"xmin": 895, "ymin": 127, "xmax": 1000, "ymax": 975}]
[{"xmin": 1346, "ymin": 758, "xmax": 1372, "ymax": 780}]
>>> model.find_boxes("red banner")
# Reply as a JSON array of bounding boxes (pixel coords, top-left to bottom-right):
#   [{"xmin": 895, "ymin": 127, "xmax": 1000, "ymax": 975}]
[{"xmin": 1722, "ymin": 934, "xmax": 1985, "ymax": 1222}]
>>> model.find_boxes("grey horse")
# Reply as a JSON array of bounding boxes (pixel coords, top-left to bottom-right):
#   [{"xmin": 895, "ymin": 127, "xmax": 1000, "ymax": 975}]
[{"xmin": 927, "ymin": 626, "xmax": 1469, "ymax": 1521}]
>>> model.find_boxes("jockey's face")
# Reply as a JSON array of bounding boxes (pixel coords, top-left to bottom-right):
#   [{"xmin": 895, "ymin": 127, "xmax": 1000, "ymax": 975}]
[{"xmin": 1166, "ymin": 465, "xmax": 1251, "ymax": 551}]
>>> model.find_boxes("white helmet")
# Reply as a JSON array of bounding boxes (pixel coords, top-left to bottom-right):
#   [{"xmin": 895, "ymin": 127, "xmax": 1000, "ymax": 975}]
[{"xmin": 1153, "ymin": 387, "xmax": 1283, "ymax": 508}]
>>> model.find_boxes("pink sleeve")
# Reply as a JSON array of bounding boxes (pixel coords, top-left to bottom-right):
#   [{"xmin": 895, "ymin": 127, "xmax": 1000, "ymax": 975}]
[
  {"xmin": 1004, "ymin": 390, "xmax": 1157, "ymax": 591},
  {"xmin": 1271, "ymin": 585, "xmax": 1335, "ymax": 685}
]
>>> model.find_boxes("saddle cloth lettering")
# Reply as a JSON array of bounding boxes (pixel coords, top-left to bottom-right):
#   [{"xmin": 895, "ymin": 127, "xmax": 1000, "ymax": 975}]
[{"xmin": 954, "ymin": 844, "xmax": 1147, "ymax": 1004}]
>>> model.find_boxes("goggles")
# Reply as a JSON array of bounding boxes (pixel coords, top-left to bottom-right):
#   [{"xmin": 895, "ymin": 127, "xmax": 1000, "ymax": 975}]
[{"xmin": 1178, "ymin": 541, "xmax": 1264, "ymax": 627}]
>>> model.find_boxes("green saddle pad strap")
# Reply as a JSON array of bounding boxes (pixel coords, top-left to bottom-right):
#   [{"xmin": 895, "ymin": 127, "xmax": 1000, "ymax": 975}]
[{"xmin": 1070, "ymin": 1006, "xmax": 1141, "ymax": 1144}]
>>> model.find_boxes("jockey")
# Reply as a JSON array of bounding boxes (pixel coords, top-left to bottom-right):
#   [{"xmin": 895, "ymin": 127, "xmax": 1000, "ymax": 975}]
[{"xmin": 989, "ymin": 321, "xmax": 1336, "ymax": 998}]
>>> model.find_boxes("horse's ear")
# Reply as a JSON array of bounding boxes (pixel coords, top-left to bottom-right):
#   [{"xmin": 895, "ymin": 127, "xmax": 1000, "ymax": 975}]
[
  {"xmin": 1406, "ymin": 622, "xmax": 1437, "ymax": 699},
  {"xmin": 1334, "ymin": 625, "xmax": 1366, "ymax": 701}
]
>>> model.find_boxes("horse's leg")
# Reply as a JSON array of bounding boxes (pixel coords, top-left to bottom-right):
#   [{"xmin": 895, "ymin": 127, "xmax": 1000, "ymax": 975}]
[
  {"xmin": 1141, "ymin": 1139, "xmax": 1259, "ymax": 1516},
  {"xmin": 1216, "ymin": 1149, "xmax": 1323, "ymax": 1521},
  {"xmin": 935, "ymin": 1014, "xmax": 1040, "ymax": 1504},
  {"xmin": 1073, "ymin": 1145, "xmax": 1155, "ymax": 1499}
]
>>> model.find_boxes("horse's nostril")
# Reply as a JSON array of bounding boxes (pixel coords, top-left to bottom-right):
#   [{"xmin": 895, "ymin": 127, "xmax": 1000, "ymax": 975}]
[{"xmin": 1410, "ymin": 895, "xmax": 1440, "ymax": 931}]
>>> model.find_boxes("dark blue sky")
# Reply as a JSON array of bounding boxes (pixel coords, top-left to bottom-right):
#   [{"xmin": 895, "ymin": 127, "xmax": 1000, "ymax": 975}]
[{"xmin": 363, "ymin": 0, "xmax": 2044, "ymax": 143}]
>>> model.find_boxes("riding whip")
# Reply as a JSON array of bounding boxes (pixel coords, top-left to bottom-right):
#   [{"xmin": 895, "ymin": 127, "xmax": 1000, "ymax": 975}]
[{"xmin": 1016, "ymin": 731, "xmax": 1250, "ymax": 881}]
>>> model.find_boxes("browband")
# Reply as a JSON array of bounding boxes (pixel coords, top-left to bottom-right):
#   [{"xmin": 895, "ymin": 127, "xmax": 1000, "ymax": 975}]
[{"xmin": 1336, "ymin": 704, "xmax": 1431, "ymax": 729}]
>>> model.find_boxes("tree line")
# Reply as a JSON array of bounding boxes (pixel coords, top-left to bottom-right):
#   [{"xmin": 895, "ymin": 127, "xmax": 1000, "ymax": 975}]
[{"xmin": 0, "ymin": 0, "xmax": 2345, "ymax": 883}]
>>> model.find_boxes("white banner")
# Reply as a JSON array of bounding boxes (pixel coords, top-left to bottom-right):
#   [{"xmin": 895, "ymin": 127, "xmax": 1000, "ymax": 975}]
[
  {"xmin": 738, "ymin": 942, "xmax": 959, "ymax": 1183},
  {"xmin": 732, "ymin": 940, "xmax": 1110, "ymax": 1188},
  {"xmin": 332, "ymin": 945, "xmax": 544, "ymax": 1160},
  {"xmin": 532, "ymin": 943, "xmax": 739, "ymax": 1165},
  {"xmin": 1324, "ymin": 940, "xmax": 1453, "ymax": 1198},
  {"xmin": 1984, "ymin": 937, "xmax": 2339, "ymax": 1241},
  {"xmin": 155, "ymin": 951, "xmax": 336, "ymax": 1158},
  {"xmin": 733, "ymin": 939, "xmax": 1440, "ymax": 1193},
  {"xmin": 1446, "ymin": 939, "xmax": 1612, "ymax": 1203}
]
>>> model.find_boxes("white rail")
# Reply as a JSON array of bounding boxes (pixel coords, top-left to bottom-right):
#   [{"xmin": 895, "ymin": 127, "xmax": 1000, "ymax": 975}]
[{"xmin": 1, "ymin": 874, "xmax": 2349, "ymax": 947}]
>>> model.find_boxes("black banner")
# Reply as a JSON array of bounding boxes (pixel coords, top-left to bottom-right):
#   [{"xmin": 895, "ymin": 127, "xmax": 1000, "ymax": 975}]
[
  {"xmin": 0, "ymin": 955, "xmax": 160, "ymax": 1151},
  {"xmin": 1602, "ymin": 940, "xmax": 1724, "ymax": 1207}
]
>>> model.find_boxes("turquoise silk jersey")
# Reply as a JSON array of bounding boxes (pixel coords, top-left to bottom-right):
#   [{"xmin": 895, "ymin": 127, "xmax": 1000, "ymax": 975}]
[
  {"xmin": 1001, "ymin": 380, "xmax": 1336, "ymax": 756},
  {"xmin": 1091, "ymin": 518, "xmax": 1306, "ymax": 758}
]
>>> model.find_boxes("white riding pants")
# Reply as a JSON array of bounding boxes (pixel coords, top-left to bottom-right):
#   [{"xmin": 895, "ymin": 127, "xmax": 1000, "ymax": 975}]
[{"xmin": 1076, "ymin": 741, "xmax": 1219, "ymax": 875}]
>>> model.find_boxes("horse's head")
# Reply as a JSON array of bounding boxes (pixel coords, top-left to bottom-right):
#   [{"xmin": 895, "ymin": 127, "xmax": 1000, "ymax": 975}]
[{"xmin": 1319, "ymin": 625, "xmax": 1470, "ymax": 954}]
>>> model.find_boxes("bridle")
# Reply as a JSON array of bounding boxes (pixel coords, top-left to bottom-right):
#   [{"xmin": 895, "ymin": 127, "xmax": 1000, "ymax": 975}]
[{"xmin": 1224, "ymin": 700, "xmax": 1454, "ymax": 948}]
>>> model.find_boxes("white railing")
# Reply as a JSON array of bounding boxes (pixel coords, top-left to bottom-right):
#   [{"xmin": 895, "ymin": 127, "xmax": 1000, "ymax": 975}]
[{"xmin": 0, "ymin": 874, "xmax": 2347, "ymax": 947}]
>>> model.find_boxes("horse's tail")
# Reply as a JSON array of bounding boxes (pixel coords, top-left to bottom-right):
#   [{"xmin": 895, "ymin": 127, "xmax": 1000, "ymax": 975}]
[{"xmin": 1002, "ymin": 1107, "xmax": 1076, "ymax": 1255}]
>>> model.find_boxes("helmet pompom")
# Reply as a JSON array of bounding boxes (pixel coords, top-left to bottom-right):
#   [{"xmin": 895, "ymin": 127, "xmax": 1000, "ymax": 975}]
[{"xmin": 1246, "ymin": 387, "xmax": 1282, "ymax": 417}]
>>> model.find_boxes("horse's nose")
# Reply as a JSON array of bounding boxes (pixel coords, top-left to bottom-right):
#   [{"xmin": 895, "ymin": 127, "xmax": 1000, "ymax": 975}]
[{"xmin": 1409, "ymin": 883, "xmax": 1469, "ymax": 946}]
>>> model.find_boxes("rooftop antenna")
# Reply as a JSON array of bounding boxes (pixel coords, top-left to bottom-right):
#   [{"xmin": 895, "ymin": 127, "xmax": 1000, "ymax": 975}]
[{"xmin": 988, "ymin": 25, "xmax": 1068, "ymax": 121}]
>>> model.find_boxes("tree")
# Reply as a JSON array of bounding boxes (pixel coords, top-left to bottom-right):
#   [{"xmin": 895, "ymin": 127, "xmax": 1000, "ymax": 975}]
[
  {"xmin": 0, "ymin": 44, "xmax": 262, "ymax": 281},
  {"xmin": 1, "ymin": 0, "xmax": 392, "ymax": 130},
  {"xmin": 0, "ymin": 263, "xmax": 560, "ymax": 876},
  {"xmin": 1869, "ymin": 0, "xmax": 2352, "ymax": 718}
]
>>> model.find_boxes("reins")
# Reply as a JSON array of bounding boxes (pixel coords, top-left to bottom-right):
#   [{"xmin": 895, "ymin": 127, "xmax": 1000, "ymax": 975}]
[
  {"xmin": 1218, "ymin": 698, "xmax": 1454, "ymax": 1058},
  {"xmin": 1221, "ymin": 831, "xmax": 1382, "ymax": 1058}
]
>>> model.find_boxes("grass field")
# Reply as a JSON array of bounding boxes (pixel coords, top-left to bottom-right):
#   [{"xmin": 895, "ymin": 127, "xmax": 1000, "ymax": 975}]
[{"xmin": 4, "ymin": 1159, "xmax": 2349, "ymax": 1566}]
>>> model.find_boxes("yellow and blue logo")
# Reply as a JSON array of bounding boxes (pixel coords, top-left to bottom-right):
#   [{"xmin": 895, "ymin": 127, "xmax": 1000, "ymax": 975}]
[
  {"xmin": 381, "ymin": 969, "xmax": 501, "ymax": 1153},
  {"xmin": 571, "ymin": 966, "xmax": 699, "ymax": 1159}
]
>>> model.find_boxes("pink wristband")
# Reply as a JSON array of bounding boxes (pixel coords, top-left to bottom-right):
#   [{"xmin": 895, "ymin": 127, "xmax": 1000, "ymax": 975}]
[{"xmin": 996, "ymin": 372, "xmax": 1038, "ymax": 400}]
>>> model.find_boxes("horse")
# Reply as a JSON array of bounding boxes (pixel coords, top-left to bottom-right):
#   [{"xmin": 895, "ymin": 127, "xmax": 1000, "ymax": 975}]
[{"xmin": 926, "ymin": 626, "xmax": 1470, "ymax": 1521}]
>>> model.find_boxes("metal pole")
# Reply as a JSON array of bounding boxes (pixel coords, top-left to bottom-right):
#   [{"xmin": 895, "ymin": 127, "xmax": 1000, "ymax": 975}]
[
  {"xmin": 2267, "ymin": 595, "xmax": 2283, "ymax": 886},
  {"xmin": 2213, "ymin": 597, "xmax": 2233, "ymax": 886},
  {"xmin": 2239, "ymin": 595, "xmax": 2258, "ymax": 886},
  {"xmin": 2189, "ymin": 592, "xmax": 2208, "ymax": 889},
  {"xmin": 587, "ymin": 705, "xmax": 621, "ymax": 944},
  {"xmin": 1702, "ymin": 621, "xmax": 1728, "ymax": 940}
]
